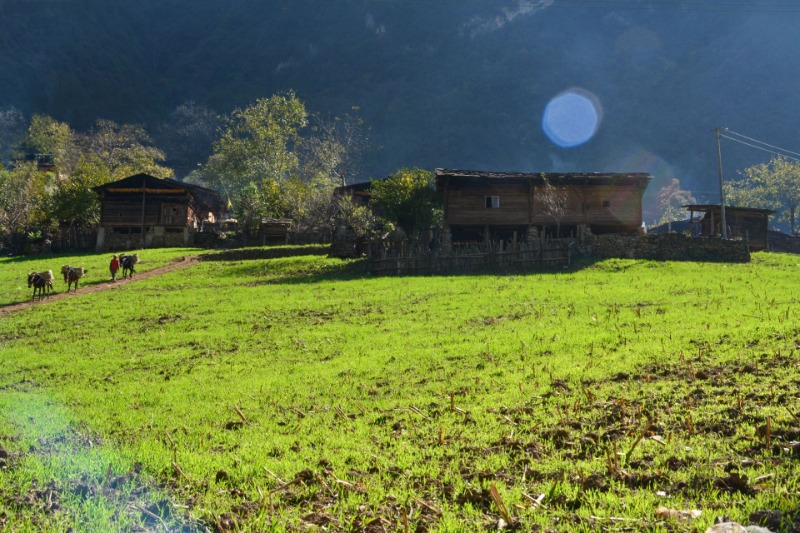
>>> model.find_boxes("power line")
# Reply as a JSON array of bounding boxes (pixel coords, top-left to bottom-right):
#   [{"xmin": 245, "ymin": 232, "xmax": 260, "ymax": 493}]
[
  {"xmin": 719, "ymin": 129, "xmax": 800, "ymax": 162},
  {"xmin": 357, "ymin": 0, "xmax": 800, "ymax": 13},
  {"xmin": 722, "ymin": 128, "xmax": 800, "ymax": 159}
]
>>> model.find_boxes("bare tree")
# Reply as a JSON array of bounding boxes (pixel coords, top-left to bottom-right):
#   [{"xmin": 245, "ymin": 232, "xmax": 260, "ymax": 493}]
[
  {"xmin": 657, "ymin": 177, "xmax": 695, "ymax": 232},
  {"xmin": 535, "ymin": 176, "xmax": 567, "ymax": 237},
  {"xmin": 300, "ymin": 108, "xmax": 369, "ymax": 187}
]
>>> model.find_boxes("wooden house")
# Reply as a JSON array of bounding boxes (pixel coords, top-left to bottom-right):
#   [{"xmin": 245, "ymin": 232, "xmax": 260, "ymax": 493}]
[
  {"xmin": 436, "ymin": 169, "xmax": 651, "ymax": 243},
  {"xmin": 92, "ymin": 173, "xmax": 223, "ymax": 250},
  {"xmin": 685, "ymin": 205, "xmax": 774, "ymax": 251}
]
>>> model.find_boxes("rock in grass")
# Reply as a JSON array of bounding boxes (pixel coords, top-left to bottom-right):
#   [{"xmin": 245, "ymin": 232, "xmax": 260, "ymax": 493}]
[
  {"xmin": 705, "ymin": 523, "xmax": 774, "ymax": 533},
  {"xmin": 706, "ymin": 523, "xmax": 747, "ymax": 533}
]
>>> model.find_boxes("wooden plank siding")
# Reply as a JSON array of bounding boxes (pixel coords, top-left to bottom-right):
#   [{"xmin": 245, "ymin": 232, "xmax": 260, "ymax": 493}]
[
  {"xmin": 99, "ymin": 195, "xmax": 190, "ymax": 227},
  {"xmin": 93, "ymin": 173, "xmax": 223, "ymax": 230},
  {"xmin": 437, "ymin": 169, "xmax": 651, "ymax": 237},
  {"xmin": 445, "ymin": 182, "xmax": 530, "ymax": 226},
  {"xmin": 687, "ymin": 205, "xmax": 774, "ymax": 251}
]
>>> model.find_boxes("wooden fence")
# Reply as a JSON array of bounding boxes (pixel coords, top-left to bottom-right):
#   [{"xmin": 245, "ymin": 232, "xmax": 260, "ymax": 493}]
[{"xmin": 367, "ymin": 239, "xmax": 574, "ymax": 275}]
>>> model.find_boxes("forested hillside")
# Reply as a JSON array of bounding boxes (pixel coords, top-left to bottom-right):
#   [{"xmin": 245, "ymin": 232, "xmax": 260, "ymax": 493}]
[{"xmin": 2, "ymin": 0, "xmax": 800, "ymax": 211}]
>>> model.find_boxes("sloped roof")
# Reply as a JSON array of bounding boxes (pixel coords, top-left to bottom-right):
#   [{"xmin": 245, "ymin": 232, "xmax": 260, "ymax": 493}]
[
  {"xmin": 92, "ymin": 173, "xmax": 223, "ymax": 215},
  {"xmin": 435, "ymin": 168, "xmax": 652, "ymax": 186},
  {"xmin": 92, "ymin": 173, "xmax": 221, "ymax": 197},
  {"xmin": 684, "ymin": 204, "xmax": 775, "ymax": 215}
]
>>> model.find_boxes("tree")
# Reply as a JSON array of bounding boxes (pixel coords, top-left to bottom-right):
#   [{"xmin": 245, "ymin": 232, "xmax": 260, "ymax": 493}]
[
  {"xmin": 534, "ymin": 176, "xmax": 567, "ymax": 237},
  {"xmin": 21, "ymin": 114, "xmax": 73, "ymax": 159},
  {"xmin": 300, "ymin": 108, "xmax": 368, "ymax": 187},
  {"xmin": 333, "ymin": 195, "xmax": 375, "ymax": 238},
  {"xmin": 81, "ymin": 119, "xmax": 172, "ymax": 180},
  {"xmin": 15, "ymin": 114, "xmax": 83, "ymax": 176},
  {"xmin": 156, "ymin": 101, "xmax": 220, "ymax": 180},
  {"xmin": 656, "ymin": 178, "xmax": 695, "ymax": 232},
  {"xmin": 725, "ymin": 156, "xmax": 800, "ymax": 234},
  {"xmin": 369, "ymin": 167, "xmax": 440, "ymax": 238},
  {"xmin": 206, "ymin": 92, "xmax": 307, "ymax": 198},
  {"xmin": 0, "ymin": 162, "xmax": 52, "ymax": 242},
  {"xmin": 48, "ymin": 157, "xmax": 111, "ymax": 230}
]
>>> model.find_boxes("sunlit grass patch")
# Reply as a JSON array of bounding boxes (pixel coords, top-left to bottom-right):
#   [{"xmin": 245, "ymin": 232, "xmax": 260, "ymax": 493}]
[
  {"xmin": 1, "ymin": 250, "xmax": 800, "ymax": 530},
  {"xmin": 0, "ymin": 247, "xmax": 201, "ymax": 306}
]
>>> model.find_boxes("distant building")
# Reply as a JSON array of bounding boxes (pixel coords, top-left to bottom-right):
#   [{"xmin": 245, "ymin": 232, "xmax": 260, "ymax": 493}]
[
  {"xmin": 92, "ymin": 173, "xmax": 223, "ymax": 251},
  {"xmin": 334, "ymin": 181, "xmax": 374, "ymax": 206},
  {"xmin": 685, "ymin": 204, "xmax": 774, "ymax": 251},
  {"xmin": 13, "ymin": 153, "xmax": 57, "ymax": 173},
  {"xmin": 436, "ymin": 168, "xmax": 652, "ymax": 243}
]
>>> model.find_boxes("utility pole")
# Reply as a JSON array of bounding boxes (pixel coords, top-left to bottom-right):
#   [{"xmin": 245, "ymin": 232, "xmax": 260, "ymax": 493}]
[{"xmin": 714, "ymin": 127, "xmax": 728, "ymax": 239}]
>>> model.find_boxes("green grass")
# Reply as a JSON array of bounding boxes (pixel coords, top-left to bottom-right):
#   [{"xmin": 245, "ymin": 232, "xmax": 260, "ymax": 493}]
[
  {"xmin": 0, "ymin": 247, "xmax": 203, "ymax": 306},
  {"xmin": 2, "ymin": 249, "xmax": 800, "ymax": 531}
]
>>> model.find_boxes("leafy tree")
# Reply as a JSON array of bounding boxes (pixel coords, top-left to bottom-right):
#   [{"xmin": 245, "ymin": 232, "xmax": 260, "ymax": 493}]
[
  {"xmin": 725, "ymin": 156, "xmax": 800, "ymax": 234},
  {"xmin": 656, "ymin": 177, "xmax": 695, "ymax": 232},
  {"xmin": 369, "ymin": 167, "xmax": 440, "ymax": 238},
  {"xmin": 207, "ymin": 92, "xmax": 307, "ymax": 198},
  {"xmin": 0, "ymin": 162, "xmax": 52, "ymax": 241},
  {"xmin": 281, "ymin": 175, "xmax": 370, "ymax": 240},
  {"xmin": 234, "ymin": 182, "xmax": 268, "ymax": 237},
  {"xmin": 48, "ymin": 157, "xmax": 112, "ymax": 230},
  {"xmin": 333, "ymin": 195, "xmax": 375, "ymax": 238},
  {"xmin": 232, "ymin": 179, "xmax": 289, "ymax": 237},
  {"xmin": 15, "ymin": 115, "xmax": 88, "ymax": 183},
  {"xmin": 20, "ymin": 114, "xmax": 73, "ymax": 161},
  {"xmin": 81, "ymin": 119, "xmax": 173, "ymax": 180}
]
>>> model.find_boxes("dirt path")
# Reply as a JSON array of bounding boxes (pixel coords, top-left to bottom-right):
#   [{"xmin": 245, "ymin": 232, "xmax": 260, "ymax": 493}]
[{"xmin": 0, "ymin": 255, "xmax": 200, "ymax": 319}]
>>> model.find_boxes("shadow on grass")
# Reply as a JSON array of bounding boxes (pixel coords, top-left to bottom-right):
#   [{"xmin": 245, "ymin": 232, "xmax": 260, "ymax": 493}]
[
  {"xmin": 223, "ymin": 252, "xmax": 609, "ymax": 286},
  {"xmin": 0, "ymin": 250, "xmax": 103, "ymax": 266},
  {"xmin": 200, "ymin": 245, "xmax": 330, "ymax": 262}
]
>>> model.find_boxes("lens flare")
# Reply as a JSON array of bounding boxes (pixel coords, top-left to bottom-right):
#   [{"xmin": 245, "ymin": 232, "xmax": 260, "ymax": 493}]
[{"xmin": 542, "ymin": 89, "xmax": 602, "ymax": 148}]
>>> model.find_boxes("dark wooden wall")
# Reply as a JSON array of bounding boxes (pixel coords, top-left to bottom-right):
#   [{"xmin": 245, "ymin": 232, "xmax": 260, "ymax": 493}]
[
  {"xmin": 99, "ymin": 193, "xmax": 190, "ymax": 228},
  {"xmin": 444, "ymin": 182, "xmax": 644, "ymax": 233},
  {"xmin": 700, "ymin": 209, "xmax": 769, "ymax": 250}
]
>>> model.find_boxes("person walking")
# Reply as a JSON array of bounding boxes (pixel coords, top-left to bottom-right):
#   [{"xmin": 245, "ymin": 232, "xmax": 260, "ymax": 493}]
[{"xmin": 110, "ymin": 255, "xmax": 120, "ymax": 281}]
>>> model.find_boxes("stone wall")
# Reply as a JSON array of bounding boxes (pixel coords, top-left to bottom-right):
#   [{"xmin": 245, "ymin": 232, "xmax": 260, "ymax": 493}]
[
  {"xmin": 589, "ymin": 233, "xmax": 750, "ymax": 262},
  {"xmin": 96, "ymin": 226, "xmax": 195, "ymax": 252},
  {"xmin": 767, "ymin": 231, "xmax": 800, "ymax": 254}
]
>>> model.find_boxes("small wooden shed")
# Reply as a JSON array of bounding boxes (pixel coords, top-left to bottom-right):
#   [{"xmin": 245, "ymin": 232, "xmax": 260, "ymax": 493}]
[
  {"xmin": 92, "ymin": 173, "xmax": 223, "ymax": 250},
  {"xmin": 685, "ymin": 205, "xmax": 774, "ymax": 251},
  {"xmin": 436, "ymin": 169, "xmax": 651, "ymax": 242}
]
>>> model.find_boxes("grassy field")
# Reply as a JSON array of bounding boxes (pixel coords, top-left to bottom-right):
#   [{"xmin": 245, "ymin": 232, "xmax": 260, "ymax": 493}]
[
  {"xmin": 1, "ymin": 247, "xmax": 800, "ymax": 532},
  {"xmin": 0, "ymin": 248, "xmax": 203, "ymax": 306}
]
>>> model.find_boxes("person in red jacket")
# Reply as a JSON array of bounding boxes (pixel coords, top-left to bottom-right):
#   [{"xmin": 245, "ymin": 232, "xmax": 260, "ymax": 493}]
[{"xmin": 110, "ymin": 255, "xmax": 120, "ymax": 281}]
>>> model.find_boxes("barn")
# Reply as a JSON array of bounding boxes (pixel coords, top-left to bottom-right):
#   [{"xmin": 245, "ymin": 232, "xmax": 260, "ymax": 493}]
[
  {"xmin": 436, "ymin": 169, "xmax": 652, "ymax": 243},
  {"xmin": 92, "ymin": 173, "xmax": 224, "ymax": 251}
]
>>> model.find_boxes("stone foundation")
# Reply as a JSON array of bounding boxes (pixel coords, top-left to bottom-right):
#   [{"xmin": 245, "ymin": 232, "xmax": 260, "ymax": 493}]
[{"xmin": 589, "ymin": 233, "xmax": 750, "ymax": 262}]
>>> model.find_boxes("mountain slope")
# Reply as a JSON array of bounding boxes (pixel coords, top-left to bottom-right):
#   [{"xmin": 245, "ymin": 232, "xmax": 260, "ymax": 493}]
[{"xmin": 2, "ymin": 0, "xmax": 799, "ymax": 218}]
